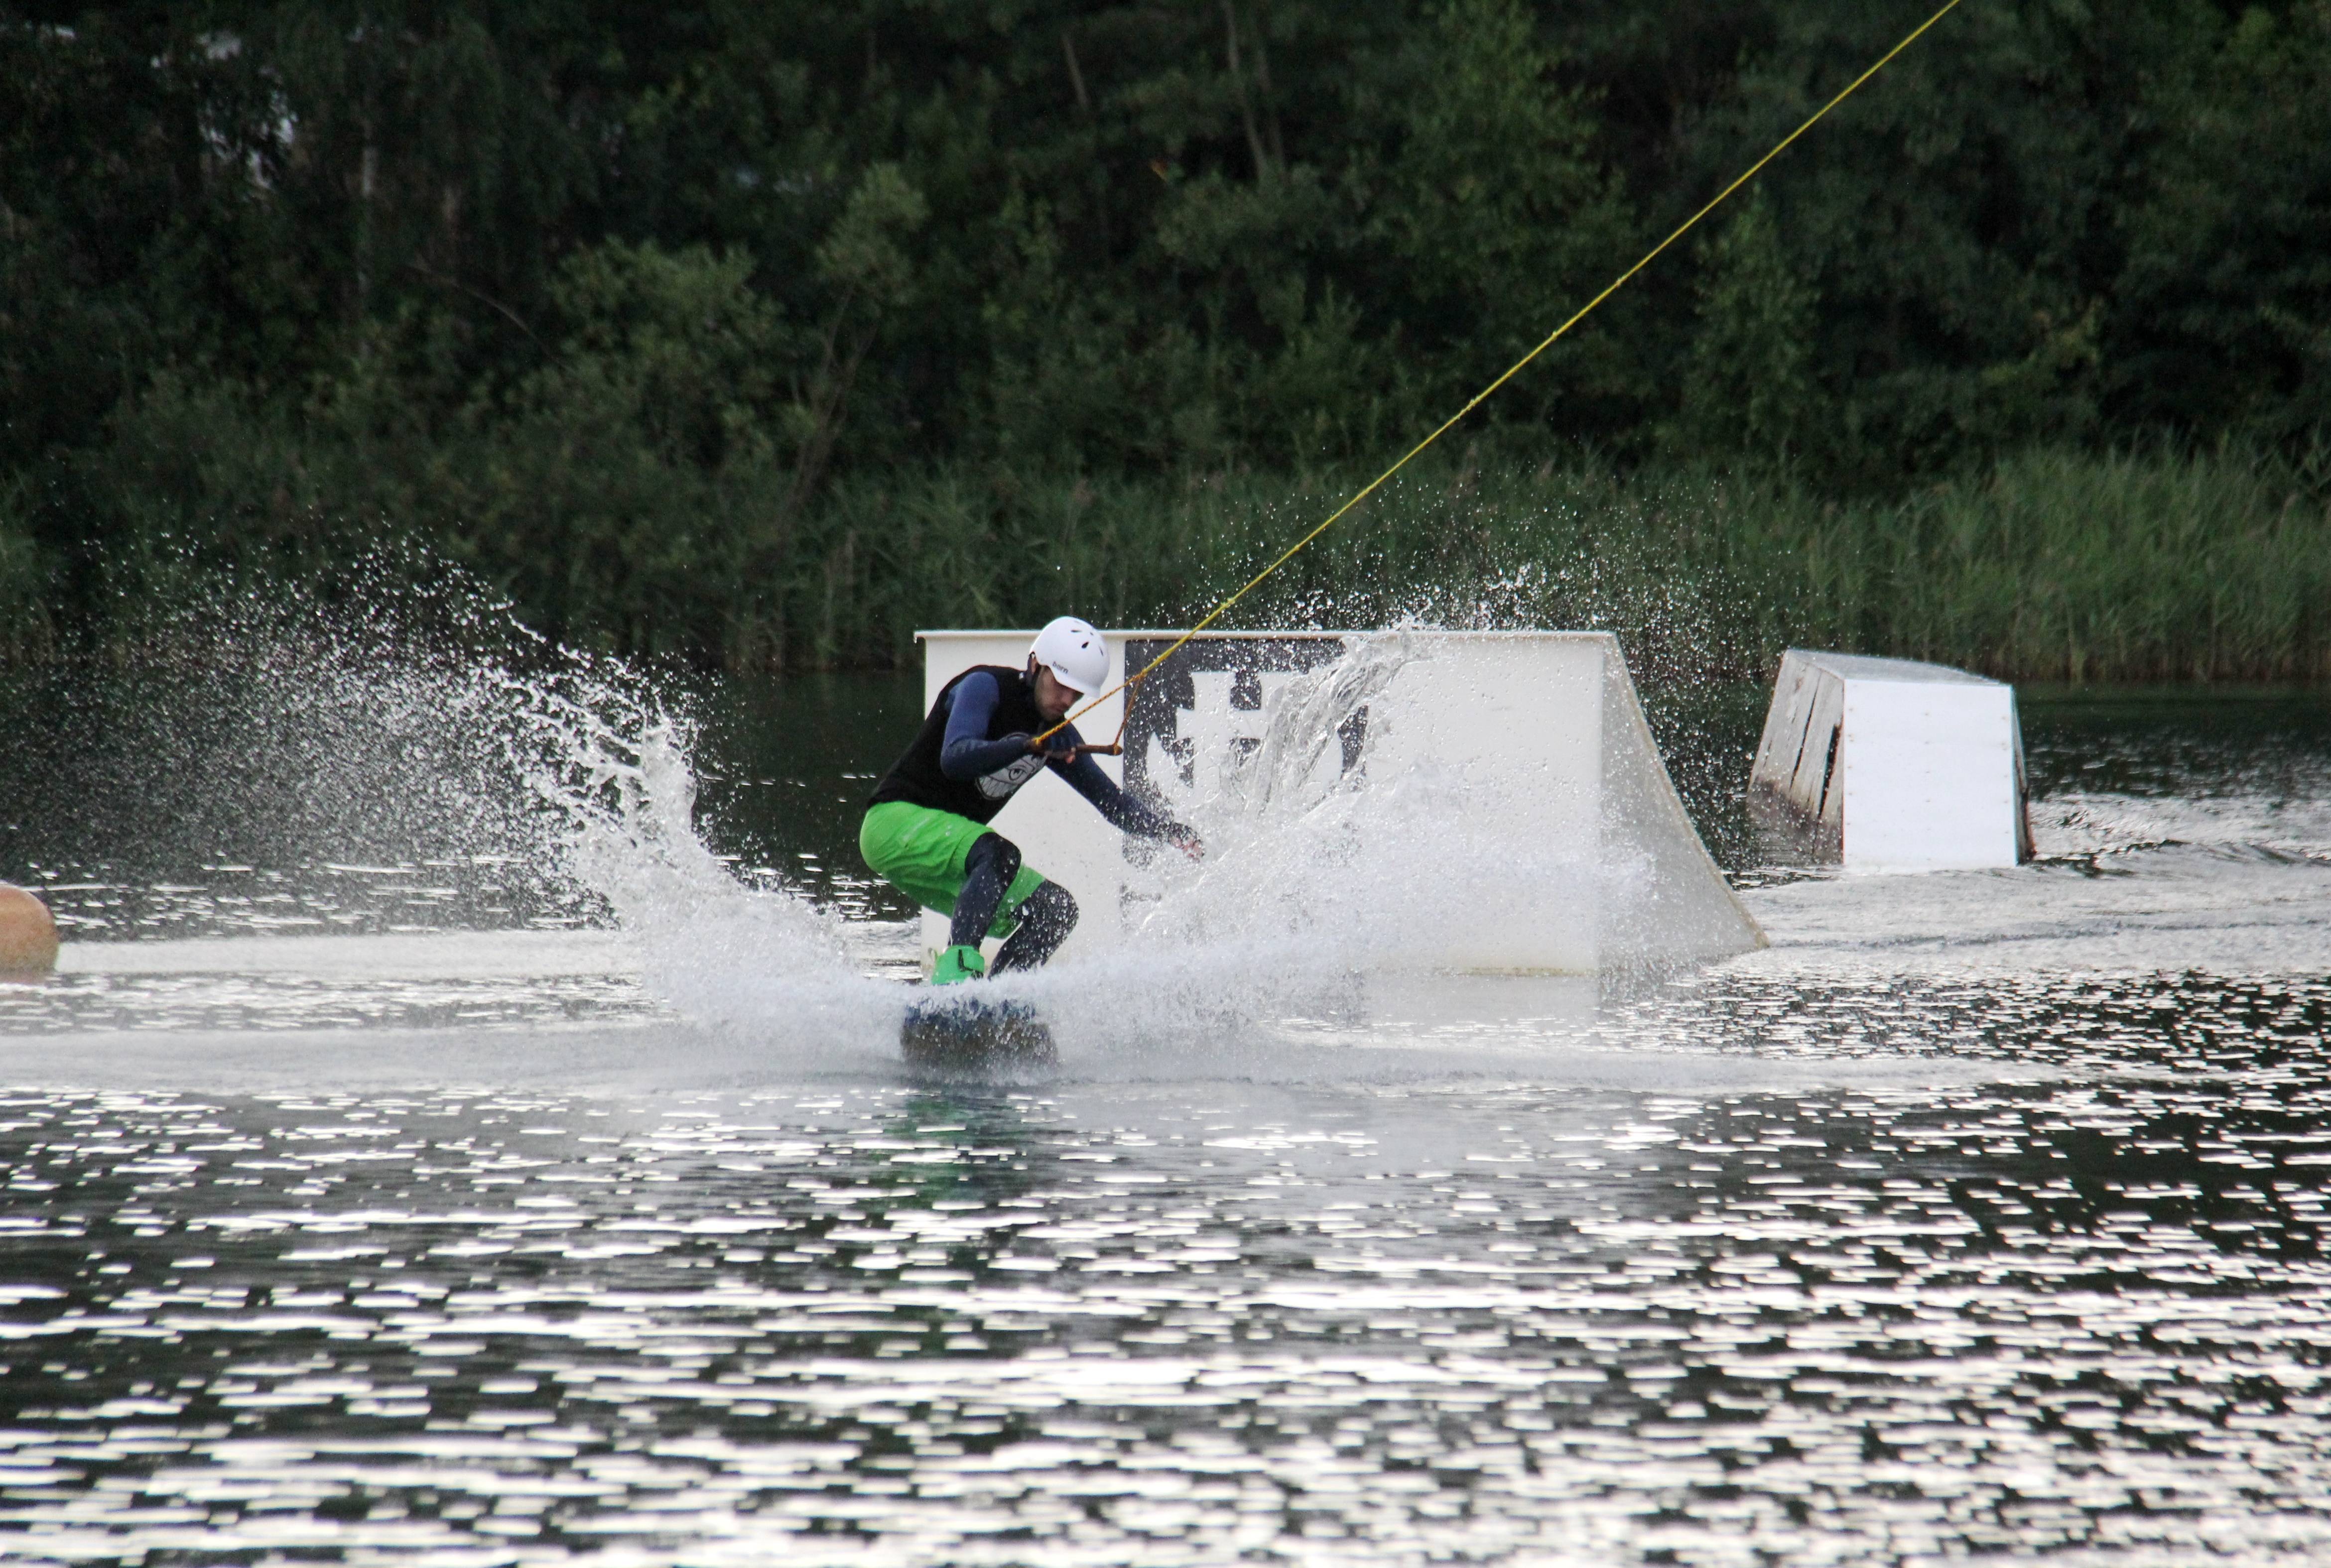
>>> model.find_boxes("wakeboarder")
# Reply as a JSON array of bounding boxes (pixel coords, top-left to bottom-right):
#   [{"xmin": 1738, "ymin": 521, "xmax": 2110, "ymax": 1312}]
[{"xmin": 860, "ymin": 617, "xmax": 1200, "ymax": 987}]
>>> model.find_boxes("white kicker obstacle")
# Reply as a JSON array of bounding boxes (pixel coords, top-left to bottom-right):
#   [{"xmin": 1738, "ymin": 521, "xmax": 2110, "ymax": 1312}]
[
  {"xmin": 1749, "ymin": 649, "xmax": 2033, "ymax": 871},
  {"xmin": 915, "ymin": 629, "xmax": 1763, "ymax": 973}
]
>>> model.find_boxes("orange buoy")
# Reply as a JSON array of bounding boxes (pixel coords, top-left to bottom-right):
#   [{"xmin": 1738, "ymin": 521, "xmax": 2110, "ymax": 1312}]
[{"xmin": 0, "ymin": 883, "xmax": 59, "ymax": 975}]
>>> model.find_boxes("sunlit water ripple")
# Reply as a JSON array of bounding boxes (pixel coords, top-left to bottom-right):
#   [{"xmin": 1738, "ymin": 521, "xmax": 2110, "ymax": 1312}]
[
  {"xmin": 4, "ymin": 1017, "xmax": 2331, "ymax": 1567},
  {"xmin": 1, "ymin": 680, "xmax": 2327, "ymax": 1565}
]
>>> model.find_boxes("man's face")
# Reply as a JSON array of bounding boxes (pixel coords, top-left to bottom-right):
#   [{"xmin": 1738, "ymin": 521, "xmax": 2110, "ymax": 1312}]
[{"xmin": 1031, "ymin": 664, "xmax": 1078, "ymax": 723}]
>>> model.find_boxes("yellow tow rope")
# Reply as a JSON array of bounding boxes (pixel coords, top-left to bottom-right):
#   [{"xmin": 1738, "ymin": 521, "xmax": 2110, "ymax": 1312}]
[{"xmin": 1035, "ymin": 0, "xmax": 1964, "ymax": 749}]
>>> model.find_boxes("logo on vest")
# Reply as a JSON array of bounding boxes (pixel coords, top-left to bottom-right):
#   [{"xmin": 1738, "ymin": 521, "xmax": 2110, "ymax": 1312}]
[{"xmin": 977, "ymin": 751, "xmax": 1047, "ymax": 802}]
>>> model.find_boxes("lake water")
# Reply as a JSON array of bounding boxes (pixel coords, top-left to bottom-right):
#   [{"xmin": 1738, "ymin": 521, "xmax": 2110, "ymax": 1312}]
[{"xmin": 0, "ymin": 664, "xmax": 2327, "ymax": 1567}]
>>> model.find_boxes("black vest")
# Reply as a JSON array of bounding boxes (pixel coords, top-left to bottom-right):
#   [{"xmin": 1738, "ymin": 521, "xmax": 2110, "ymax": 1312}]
[{"xmin": 869, "ymin": 665, "xmax": 1050, "ymax": 824}]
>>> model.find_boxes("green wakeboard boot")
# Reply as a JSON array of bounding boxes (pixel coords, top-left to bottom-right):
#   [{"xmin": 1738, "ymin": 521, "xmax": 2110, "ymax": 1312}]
[{"xmin": 930, "ymin": 944, "xmax": 987, "ymax": 986}]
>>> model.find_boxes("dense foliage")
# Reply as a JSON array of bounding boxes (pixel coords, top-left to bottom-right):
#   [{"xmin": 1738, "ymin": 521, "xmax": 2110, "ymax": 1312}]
[{"xmin": 2, "ymin": 0, "xmax": 2328, "ymax": 674}]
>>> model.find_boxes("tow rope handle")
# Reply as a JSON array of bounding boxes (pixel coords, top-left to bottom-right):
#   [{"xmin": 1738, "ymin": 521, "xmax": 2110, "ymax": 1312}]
[{"xmin": 1035, "ymin": 740, "xmax": 1123, "ymax": 763}]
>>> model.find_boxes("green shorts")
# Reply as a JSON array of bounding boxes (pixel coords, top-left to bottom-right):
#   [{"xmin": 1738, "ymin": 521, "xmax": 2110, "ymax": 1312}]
[{"xmin": 859, "ymin": 801, "xmax": 1046, "ymax": 939}]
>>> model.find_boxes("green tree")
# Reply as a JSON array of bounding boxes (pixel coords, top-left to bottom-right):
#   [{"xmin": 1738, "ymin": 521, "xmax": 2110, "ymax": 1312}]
[
  {"xmin": 2117, "ymin": 1, "xmax": 2331, "ymax": 442},
  {"xmin": 1673, "ymin": 194, "xmax": 1824, "ymax": 465},
  {"xmin": 1379, "ymin": 0, "xmax": 1641, "ymax": 436}
]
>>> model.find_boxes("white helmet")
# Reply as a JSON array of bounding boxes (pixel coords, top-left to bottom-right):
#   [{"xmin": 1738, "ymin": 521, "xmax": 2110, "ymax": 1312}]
[{"xmin": 1030, "ymin": 615, "xmax": 1107, "ymax": 695}]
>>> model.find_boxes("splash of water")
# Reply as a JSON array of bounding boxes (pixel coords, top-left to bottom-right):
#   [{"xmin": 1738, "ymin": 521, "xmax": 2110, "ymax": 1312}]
[
  {"xmin": 13, "ymin": 562, "xmax": 898, "ymax": 1039},
  {"xmin": 839, "ymin": 629, "xmax": 1740, "ymax": 1058},
  {"xmin": 483, "ymin": 648, "xmax": 906, "ymax": 1060},
  {"xmin": 507, "ymin": 628, "xmax": 1468, "ymax": 1056},
  {"xmin": 524, "ymin": 619, "xmax": 1760, "ymax": 1070},
  {"xmin": 38, "ymin": 568, "xmax": 1734, "ymax": 1062}
]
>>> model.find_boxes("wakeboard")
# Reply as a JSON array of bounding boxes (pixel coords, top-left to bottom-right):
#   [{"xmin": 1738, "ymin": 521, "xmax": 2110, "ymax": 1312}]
[{"xmin": 901, "ymin": 990, "xmax": 1056, "ymax": 1074}]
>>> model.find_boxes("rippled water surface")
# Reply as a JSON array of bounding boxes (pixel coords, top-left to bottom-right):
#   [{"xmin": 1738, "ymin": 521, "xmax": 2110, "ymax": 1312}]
[{"xmin": 1, "ymin": 675, "xmax": 2328, "ymax": 1566}]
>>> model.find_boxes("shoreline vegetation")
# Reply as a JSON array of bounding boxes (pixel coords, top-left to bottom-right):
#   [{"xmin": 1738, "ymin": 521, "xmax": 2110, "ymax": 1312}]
[
  {"xmin": 3, "ymin": 443, "xmax": 2325, "ymax": 685},
  {"xmin": 6, "ymin": 5, "xmax": 2330, "ymax": 682}
]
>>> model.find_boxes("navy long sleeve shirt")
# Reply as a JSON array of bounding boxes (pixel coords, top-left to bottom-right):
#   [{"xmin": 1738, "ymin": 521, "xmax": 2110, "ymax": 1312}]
[{"xmin": 937, "ymin": 670, "xmax": 1180, "ymax": 840}]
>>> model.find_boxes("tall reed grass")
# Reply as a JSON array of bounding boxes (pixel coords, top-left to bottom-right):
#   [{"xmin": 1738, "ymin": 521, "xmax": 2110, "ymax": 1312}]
[
  {"xmin": 796, "ymin": 446, "xmax": 2331, "ymax": 684},
  {"xmin": 6, "ymin": 441, "xmax": 2324, "ymax": 683}
]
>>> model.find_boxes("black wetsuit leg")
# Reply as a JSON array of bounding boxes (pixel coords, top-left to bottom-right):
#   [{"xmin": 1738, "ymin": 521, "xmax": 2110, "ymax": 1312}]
[
  {"xmin": 993, "ymin": 882, "xmax": 1077, "ymax": 972},
  {"xmin": 949, "ymin": 833, "xmax": 1023, "ymax": 951}
]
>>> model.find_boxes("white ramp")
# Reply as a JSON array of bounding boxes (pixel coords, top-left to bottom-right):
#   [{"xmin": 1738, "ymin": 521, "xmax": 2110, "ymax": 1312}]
[
  {"xmin": 1750, "ymin": 649, "xmax": 2033, "ymax": 871},
  {"xmin": 912, "ymin": 630, "xmax": 1761, "ymax": 974}
]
